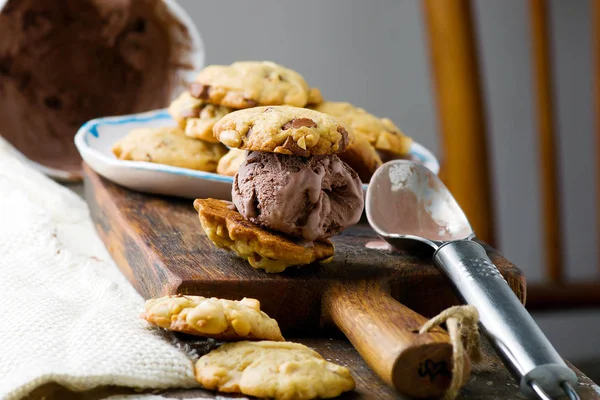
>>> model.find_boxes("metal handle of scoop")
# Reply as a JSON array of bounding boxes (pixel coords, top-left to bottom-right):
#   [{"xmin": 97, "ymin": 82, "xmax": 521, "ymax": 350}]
[{"xmin": 434, "ymin": 240, "xmax": 578, "ymax": 399}]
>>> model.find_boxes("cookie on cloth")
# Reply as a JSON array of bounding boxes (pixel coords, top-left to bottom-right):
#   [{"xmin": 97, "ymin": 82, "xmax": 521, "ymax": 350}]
[
  {"xmin": 142, "ymin": 295, "xmax": 284, "ymax": 341},
  {"xmin": 193, "ymin": 198, "xmax": 334, "ymax": 273},
  {"xmin": 338, "ymin": 132, "xmax": 383, "ymax": 183},
  {"xmin": 190, "ymin": 61, "xmax": 311, "ymax": 109},
  {"xmin": 167, "ymin": 91, "xmax": 233, "ymax": 143},
  {"xmin": 216, "ymin": 148, "xmax": 247, "ymax": 176},
  {"xmin": 112, "ymin": 126, "xmax": 227, "ymax": 171},
  {"xmin": 195, "ymin": 341, "xmax": 355, "ymax": 399},
  {"xmin": 310, "ymin": 101, "xmax": 412, "ymax": 156},
  {"xmin": 213, "ymin": 106, "xmax": 353, "ymax": 156}
]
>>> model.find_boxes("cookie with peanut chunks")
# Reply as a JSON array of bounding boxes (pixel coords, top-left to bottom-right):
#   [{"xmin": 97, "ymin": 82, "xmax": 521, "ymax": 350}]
[
  {"xmin": 310, "ymin": 101, "xmax": 412, "ymax": 156},
  {"xmin": 168, "ymin": 91, "xmax": 233, "ymax": 143},
  {"xmin": 193, "ymin": 198, "xmax": 334, "ymax": 273},
  {"xmin": 195, "ymin": 341, "xmax": 355, "ymax": 399},
  {"xmin": 112, "ymin": 126, "xmax": 227, "ymax": 171},
  {"xmin": 142, "ymin": 295, "xmax": 284, "ymax": 341},
  {"xmin": 212, "ymin": 106, "xmax": 353, "ymax": 156},
  {"xmin": 190, "ymin": 61, "xmax": 311, "ymax": 109}
]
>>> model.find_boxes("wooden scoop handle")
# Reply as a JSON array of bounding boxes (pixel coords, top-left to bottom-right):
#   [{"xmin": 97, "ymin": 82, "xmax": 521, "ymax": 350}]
[{"xmin": 323, "ymin": 280, "xmax": 471, "ymax": 398}]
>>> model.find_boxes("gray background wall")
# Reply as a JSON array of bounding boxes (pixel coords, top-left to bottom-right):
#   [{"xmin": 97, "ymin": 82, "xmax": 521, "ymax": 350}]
[{"xmin": 178, "ymin": 0, "xmax": 600, "ymax": 364}]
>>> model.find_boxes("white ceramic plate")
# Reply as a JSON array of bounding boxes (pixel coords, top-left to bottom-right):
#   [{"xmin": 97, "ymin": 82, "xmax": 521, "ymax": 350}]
[{"xmin": 74, "ymin": 109, "xmax": 440, "ymax": 200}]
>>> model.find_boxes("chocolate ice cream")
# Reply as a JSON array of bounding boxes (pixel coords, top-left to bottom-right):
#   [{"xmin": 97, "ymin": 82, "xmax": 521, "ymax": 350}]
[
  {"xmin": 232, "ymin": 151, "xmax": 364, "ymax": 242},
  {"xmin": 0, "ymin": 0, "xmax": 192, "ymax": 174}
]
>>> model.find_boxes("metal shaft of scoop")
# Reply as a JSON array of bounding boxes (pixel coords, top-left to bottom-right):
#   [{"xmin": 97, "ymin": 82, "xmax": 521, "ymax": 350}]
[
  {"xmin": 531, "ymin": 380, "xmax": 580, "ymax": 400},
  {"xmin": 434, "ymin": 240, "xmax": 578, "ymax": 399},
  {"xmin": 366, "ymin": 160, "xmax": 579, "ymax": 400}
]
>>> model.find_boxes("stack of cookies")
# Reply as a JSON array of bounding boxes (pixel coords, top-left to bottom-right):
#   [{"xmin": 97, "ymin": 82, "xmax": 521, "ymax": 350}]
[
  {"xmin": 167, "ymin": 60, "xmax": 324, "ymax": 175},
  {"xmin": 195, "ymin": 105, "xmax": 364, "ymax": 273},
  {"xmin": 143, "ymin": 294, "xmax": 355, "ymax": 399},
  {"xmin": 112, "ymin": 61, "xmax": 323, "ymax": 173},
  {"xmin": 112, "ymin": 60, "xmax": 413, "ymax": 184}
]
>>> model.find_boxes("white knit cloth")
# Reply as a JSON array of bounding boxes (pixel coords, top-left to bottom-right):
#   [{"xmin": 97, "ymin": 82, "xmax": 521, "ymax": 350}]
[{"xmin": 0, "ymin": 137, "xmax": 199, "ymax": 400}]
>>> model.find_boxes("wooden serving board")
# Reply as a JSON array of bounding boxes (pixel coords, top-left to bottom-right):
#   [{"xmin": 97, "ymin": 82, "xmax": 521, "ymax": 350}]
[
  {"xmin": 84, "ymin": 165, "xmax": 526, "ymax": 331},
  {"xmin": 82, "ymin": 166, "xmax": 600, "ymax": 400},
  {"xmin": 84, "ymin": 165, "xmax": 531, "ymax": 398}
]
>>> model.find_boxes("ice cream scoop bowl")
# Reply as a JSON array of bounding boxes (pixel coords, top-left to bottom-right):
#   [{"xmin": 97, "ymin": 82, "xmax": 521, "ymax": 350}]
[{"xmin": 366, "ymin": 160, "xmax": 579, "ymax": 400}]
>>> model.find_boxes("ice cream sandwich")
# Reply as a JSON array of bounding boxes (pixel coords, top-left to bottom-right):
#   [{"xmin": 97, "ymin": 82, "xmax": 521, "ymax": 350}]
[{"xmin": 194, "ymin": 106, "xmax": 365, "ymax": 273}]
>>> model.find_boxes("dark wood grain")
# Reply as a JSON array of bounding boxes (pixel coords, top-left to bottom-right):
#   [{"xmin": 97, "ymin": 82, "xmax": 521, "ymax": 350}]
[
  {"xmin": 527, "ymin": 283, "xmax": 600, "ymax": 309},
  {"xmin": 81, "ymin": 166, "xmax": 599, "ymax": 399},
  {"xmin": 159, "ymin": 337, "xmax": 600, "ymax": 400},
  {"xmin": 84, "ymin": 165, "xmax": 526, "ymax": 333},
  {"xmin": 84, "ymin": 165, "xmax": 527, "ymax": 397}
]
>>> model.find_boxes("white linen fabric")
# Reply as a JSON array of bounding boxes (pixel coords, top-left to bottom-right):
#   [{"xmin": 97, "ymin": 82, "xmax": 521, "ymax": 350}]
[{"xmin": 0, "ymin": 137, "xmax": 198, "ymax": 400}]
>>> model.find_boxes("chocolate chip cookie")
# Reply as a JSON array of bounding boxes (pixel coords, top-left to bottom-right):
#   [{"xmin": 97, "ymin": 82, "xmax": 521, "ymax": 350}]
[
  {"xmin": 142, "ymin": 295, "xmax": 284, "ymax": 341},
  {"xmin": 112, "ymin": 126, "xmax": 228, "ymax": 171},
  {"xmin": 310, "ymin": 101, "xmax": 412, "ymax": 155},
  {"xmin": 190, "ymin": 61, "xmax": 311, "ymax": 108},
  {"xmin": 195, "ymin": 341, "xmax": 355, "ymax": 399},
  {"xmin": 168, "ymin": 91, "xmax": 233, "ymax": 143},
  {"xmin": 213, "ymin": 106, "xmax": 353, "ymax": 156},
  {"xmin": 193, "ymin": 198, "xmax": 334, "ymax": 273}
]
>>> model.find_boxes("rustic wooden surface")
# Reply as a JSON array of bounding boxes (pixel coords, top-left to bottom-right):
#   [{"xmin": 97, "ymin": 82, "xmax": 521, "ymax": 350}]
[
  {"xmin": 27, "ymin": 337, "xmax": 600, "ymax": 400},
  {"xmin": 84, "ymin": 165, "xmax": 525, "ymax": 332},
  {"xmin": 84, "ymin": 164, "xmax": 527, "ymax": 396},
  {"xmin": 82, "ymin": 166, "xmax": 599, "ymax": 399}
]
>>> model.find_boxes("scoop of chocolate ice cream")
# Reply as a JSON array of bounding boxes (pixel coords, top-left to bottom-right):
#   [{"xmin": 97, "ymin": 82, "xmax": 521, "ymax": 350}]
[
  {"xmin": 0, "ymin": 0, "xmax": 193, "ymax": 176},
  {"xmin": 232, "ymin": 151, "xmax": 364, "ymax": 241}
]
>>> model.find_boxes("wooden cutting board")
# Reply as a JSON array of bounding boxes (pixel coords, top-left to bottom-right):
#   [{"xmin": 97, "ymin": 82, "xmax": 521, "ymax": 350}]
[
  {"xmin": 84, "ymin": 165, "xmax": 528, "ymax": 398},
  {"xmin": 84, "ymin": 165, "xmax": 526, "ymax": 325}
]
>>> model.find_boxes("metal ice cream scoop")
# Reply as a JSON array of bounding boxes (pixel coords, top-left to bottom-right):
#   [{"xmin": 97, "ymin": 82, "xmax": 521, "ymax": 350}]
[{"xmin": 366, "ymin": 160, "xmax": 579, "ymax": 400}]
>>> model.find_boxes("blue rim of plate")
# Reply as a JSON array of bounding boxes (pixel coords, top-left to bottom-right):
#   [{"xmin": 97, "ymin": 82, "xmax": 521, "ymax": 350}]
[{"xmin": 74, "ymin": 109, "xmax": 440, "ymax": 189}]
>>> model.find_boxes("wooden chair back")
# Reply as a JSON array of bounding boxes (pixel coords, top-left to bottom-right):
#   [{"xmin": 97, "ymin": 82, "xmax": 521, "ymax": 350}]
[{"xmin": 421, "ymin": 0, "xmax": 597, "ymax": 307}]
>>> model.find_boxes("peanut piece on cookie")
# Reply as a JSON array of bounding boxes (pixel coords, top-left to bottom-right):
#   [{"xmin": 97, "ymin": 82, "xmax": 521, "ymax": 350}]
[{"xmin": 168, "ymin": 91, "xmax": 233, "ymax": 143}]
